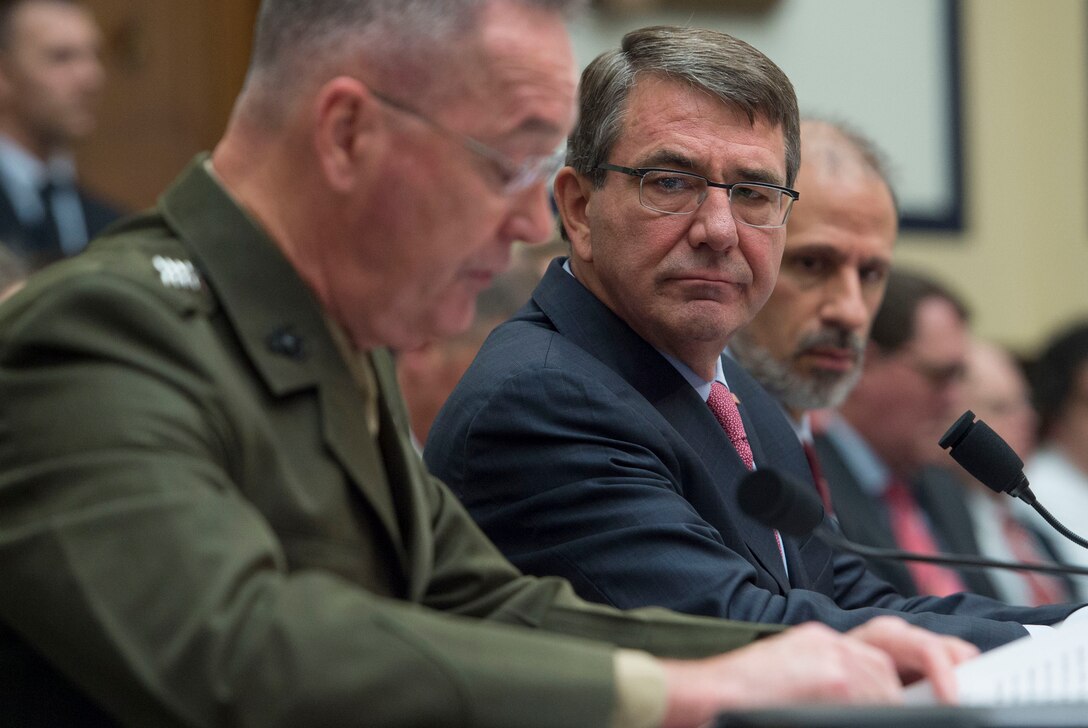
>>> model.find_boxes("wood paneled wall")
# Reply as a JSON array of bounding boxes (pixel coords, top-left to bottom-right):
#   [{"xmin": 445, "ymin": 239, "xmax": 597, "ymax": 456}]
[{"xmin": 76, "ymin": 1, "xmax": 260, "ymax": 212}]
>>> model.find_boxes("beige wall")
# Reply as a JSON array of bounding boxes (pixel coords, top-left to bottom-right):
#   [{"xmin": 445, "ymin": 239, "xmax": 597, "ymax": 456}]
[{"xmin": 895, "ymin": 0, "xmax": 1088, "ymax": 355}]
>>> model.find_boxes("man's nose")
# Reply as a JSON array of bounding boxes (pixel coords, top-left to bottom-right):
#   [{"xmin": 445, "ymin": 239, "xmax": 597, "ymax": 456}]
[
  {"xmin": 687, "ymin": 190, "xmax": 740, "ymax": 252},
  {"xmin": 821, "ymin": 269, "xmax": 869, "ymax": 332},
  {"xmin": 500, "ymin": 182, "xmax": 557, "ymax": 247}
]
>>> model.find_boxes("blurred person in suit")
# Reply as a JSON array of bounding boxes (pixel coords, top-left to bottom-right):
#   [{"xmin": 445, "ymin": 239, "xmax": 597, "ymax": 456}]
[
  {"xmin": 949, "ymin": 337, "xmax": 1074, "ymax": 605},
  {"xmin": 0, "ymin": 2, "xmax": 976, "ymax": 726},
  {"xmin": 0, "ymin": 0, "xmax": 120, "ymax": 271},
  {"xmin": 813, "ymin": 269, "xmax": 988, "ymax": 598},
  {"xmin": 729, "ymin": 125, "xmax": 1037, "ymax": 602},
  {"xmin": 1019, "ymin": 321, "xmax": 1088, "ymax": 599},
  {"xmin": 425, "ymin": 26, "xmax": 1081, "ymax": 654}
]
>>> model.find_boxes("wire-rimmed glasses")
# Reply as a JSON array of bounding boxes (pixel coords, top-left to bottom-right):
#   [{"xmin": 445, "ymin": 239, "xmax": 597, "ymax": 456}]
[
  {"xmin": 371, "ymin": 90, "xmax": 565, "ymax": 195},
  {"xmin": 597, "ymin": 163, "xmax": 798, "ymax": 228}
]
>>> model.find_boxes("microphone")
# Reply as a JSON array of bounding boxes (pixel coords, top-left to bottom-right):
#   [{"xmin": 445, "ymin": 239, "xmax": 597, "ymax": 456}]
[
  {"xmin": 737, "ymin": 468, "xmax": 1088, "ymax": 578},
  {"xmin": 939, "ymin": 410, "xmax": 1088, "ymax": 551}
]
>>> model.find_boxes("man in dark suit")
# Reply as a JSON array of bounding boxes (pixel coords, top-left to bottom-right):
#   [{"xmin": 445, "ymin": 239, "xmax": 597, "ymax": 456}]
[
  {"xmin": 728, "ymin": 121, "xmax": 996, "ymax": 599},
  {"xmin": 0, "ymin": 0, "xmax": 121, "ymax": 270},
  {"xmin": 425, "ymin": 27, "xmax": 1082, "ymax": 652},
  {"xmin": 0, "ymin": 3, "xmax": 974, "ymax": 726},
  {"xmin": 813, "ymin": 270, "xmax": 994, "ymax": 598}
]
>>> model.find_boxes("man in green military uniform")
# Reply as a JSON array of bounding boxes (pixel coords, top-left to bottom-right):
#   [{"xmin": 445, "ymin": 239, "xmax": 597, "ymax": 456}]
[{"xmin": 0, "ymin": 1, "xmax": 972, "ymax": 725}]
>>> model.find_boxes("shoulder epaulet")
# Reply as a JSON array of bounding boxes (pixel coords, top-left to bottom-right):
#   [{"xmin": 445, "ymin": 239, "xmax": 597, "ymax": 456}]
[{"xmin": 85, "ymin": 218, "xmax": 215, "ymax": 316}]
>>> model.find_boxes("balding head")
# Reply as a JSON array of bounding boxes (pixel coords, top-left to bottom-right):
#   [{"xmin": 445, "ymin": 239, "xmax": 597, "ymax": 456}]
[{"xmin": 797, "ymin": 119, "xmax": 897, "ymax": 211}]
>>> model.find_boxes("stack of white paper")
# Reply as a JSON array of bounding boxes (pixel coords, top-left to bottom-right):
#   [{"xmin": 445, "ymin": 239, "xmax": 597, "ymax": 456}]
[{"xmin": 905, "ymin": 618, "xmax": 1088, "ymax": 706}]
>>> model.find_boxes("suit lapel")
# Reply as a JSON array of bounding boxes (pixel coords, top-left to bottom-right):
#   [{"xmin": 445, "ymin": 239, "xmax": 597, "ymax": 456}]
[{"xmin": 159, "ymin": 157, "xmax": 407, "ymax": 571}]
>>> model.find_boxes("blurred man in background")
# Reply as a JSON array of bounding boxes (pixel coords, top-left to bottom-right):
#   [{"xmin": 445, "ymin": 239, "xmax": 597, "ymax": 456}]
[
  {"xmin": 0, "ymin": 0, "xmax": 120, "ymax": 270},
  {"xmin": 951, "ymin": 338, "xmax": 1073, "ymax": 605},
  {"xmin": 815, "ymin": 269, "xmax": 980, "ymax": 597},
  {"xmin": 1021, "ymin": 321, "xmax": 1088, "ymax": 599}
]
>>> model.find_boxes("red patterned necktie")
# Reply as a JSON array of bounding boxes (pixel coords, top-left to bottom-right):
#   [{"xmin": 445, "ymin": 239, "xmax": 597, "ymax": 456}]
[
  {"xmin": 1000, "ymin": 510, "xmax": 1068, "ymax": 606},
  {"xmin": 883, "ymin": 478, "xmax": 966, "ymax": 597},
  {"xmin": 707, "ymin": 381, "xmax": 784, "ymax": 564},
  {"xmin": 801, "ymin": 440, "xmax": 834, "ymax": 515},
  {"xmin": 707, "ymin": 381, "xmax": 754, "ymax": 469}
]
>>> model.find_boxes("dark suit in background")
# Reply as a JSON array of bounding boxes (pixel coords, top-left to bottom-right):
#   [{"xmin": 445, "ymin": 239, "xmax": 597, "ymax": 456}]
[
  {"xmin": 0, "ymin": 178, "xmax": 121, "ymax": 270},
  {"xmin": 426, "ymin": 260, "xmax": 1078, "ymax": 652},
  {"xmin": 816, "ymin": 432, "xmax": 1006, "ymax": 598}
]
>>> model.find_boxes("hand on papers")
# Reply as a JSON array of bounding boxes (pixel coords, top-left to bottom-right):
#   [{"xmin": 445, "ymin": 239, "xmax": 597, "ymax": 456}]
[
  {"xmin": 847, "ymin": 615, "xmax": 979, "ymax": 702},
  {"xmin": 658, "ymin": 617, "xmax": 976, "ymax": 728}
]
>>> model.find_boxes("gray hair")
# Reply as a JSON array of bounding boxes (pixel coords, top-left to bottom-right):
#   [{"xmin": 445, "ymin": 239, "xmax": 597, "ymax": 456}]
[
  {"xmin": 566, "ymin": 25, "xmax": 800, "ymax": 192},
  {"xmin": 244, "ymin": 0, "xmax": 584, "ymax": 114}
]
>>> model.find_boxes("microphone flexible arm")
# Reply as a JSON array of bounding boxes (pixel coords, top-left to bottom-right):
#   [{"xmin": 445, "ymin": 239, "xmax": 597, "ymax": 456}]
[
  {"xmin": 1024, "ymin": 496, "xmax": 1088, "ymax": 551},
  {"xmin": 815, "ymin": 523, "xmax": 1088, "ymax": 578},
  {"xmin": 736, "ymin": 468, "xmax": 1088, "ymax": 579}
]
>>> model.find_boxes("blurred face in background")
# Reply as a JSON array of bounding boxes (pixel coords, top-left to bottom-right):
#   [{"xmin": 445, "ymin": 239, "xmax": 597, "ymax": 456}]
[
  {"xmin": 961, "ymin": 339, "xmax": 1037, "ymax": 462},
  {"xmin": 847, "ymin": 295, "xmax": 968, "ymax": 475},
  {"xmin": 1049, "ymin": 361, "xmax": 1088, "ymax": 474},
  {"xmin": 0, "ymin": 0, "xmax": 104, "ymax": 156}
]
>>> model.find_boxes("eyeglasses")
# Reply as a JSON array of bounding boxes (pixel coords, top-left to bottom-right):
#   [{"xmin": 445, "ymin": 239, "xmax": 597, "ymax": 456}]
[
  {"xmin": 597, "ymin": 163, "xmax": 798, "ymax": 228},
  {"xmin": 371, "ymin": 90, "xmax": 565, "ymax": 195}
]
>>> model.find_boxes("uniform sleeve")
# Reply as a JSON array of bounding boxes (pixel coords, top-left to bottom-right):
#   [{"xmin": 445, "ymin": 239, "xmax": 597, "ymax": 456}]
[
  {"xmin": 0, "ymin": 276, "xmax": 625, "ymax": 727},
  {"xmin": 0, "ymin": 272, "xmax": 780, "ymax": 727}
]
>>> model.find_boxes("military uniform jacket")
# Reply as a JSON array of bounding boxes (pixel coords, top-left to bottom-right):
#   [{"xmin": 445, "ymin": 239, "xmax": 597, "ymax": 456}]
[{"xmin": 0, "ymin": 157, "xmax": 775, "ymax": 728}]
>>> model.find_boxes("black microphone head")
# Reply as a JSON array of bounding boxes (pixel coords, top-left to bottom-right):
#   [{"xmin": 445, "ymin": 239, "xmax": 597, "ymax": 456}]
[
  {"xmin": 737, "ymin": 468, "xmax": 825, "ymax": 538},
  {"xmin": 940, "ymin": 411, "xmax": 1026, "ymax": 497},
  {"xmin": 938, "ymin": 409, "xmax": 976, "ymax": 451}
]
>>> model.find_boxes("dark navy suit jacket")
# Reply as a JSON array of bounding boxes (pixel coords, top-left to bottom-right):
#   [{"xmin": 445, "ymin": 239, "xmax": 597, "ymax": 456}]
[
  {"xmin": 425, "ymin": 259, "xmax": 1079, "ymax": 651},
  {"xmin": 0, "ymin": 184, "xmax": 121, "ymax": 270}
]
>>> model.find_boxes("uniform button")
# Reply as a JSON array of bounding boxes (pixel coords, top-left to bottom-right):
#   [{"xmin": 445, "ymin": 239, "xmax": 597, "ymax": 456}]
[{"xmin": 266, "ymin": 327, "xmax": 306, "ymax": 360}]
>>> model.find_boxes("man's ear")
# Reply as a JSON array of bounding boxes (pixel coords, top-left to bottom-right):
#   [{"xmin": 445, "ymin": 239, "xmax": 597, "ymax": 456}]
[
  {"xmin": 312, "ymin": 77, "xmax": 382, "ymax": 193},
  {"xmin": 553, "ymin": 167, "xmax": 595, "ymax": 263}
]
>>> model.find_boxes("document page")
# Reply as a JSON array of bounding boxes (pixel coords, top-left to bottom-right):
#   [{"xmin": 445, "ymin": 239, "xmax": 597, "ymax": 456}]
[{"xmin": 905, "ymin": 619, "xmax": 1088, "ymax": 706}]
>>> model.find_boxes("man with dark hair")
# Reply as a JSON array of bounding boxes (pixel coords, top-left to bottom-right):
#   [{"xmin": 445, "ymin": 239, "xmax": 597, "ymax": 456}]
[
  {"xmin": 1019, "ymin": 321, "xmax": 1088, "ymax": 597},
  {"xmin": 816, "ymin": 268, "xmax": 986, "ymax": 596},
  {"xmin": 0, "ymin": 3, "xmax": 975, "ymax": 726},
  {"xmin": 952, "ymin": 337, "xmax": 1074, "ymax": 605},
  {"xmin": 427, "ymin": 26, "xmax": 1080, "ymax": 651},
  {"xmin": 0, "ymin": 0, "xmax": 120, "ymax": 270}
]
